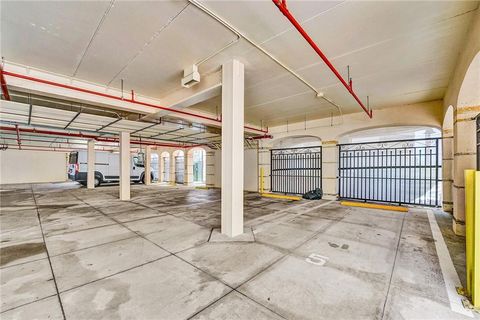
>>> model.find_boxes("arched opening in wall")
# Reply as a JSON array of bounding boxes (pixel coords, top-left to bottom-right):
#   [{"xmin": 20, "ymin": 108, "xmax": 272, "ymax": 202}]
[
  {"xmin": 160, "ymin": 152, "xmax": 170, "ymax": 183},
  {"xmin": 451, "ymin": 51, "xmax": 480, "ymax": 233},
  {"xmin": 338, "ymin": 126, "xmax": 442, "ymax": 207},
  {"xmin": 270, "ymin": 135, "xmax": 322, "ymax": 195},
  {"xmin": 173, "ymin": 150, "xmax": 185, "ymax": 184},
  {"xmin": 456, "ymin": 51, "xmax": 480, "ymax": 170},
  {"xmin": 151, "ymin": 153, "xmax": 159, "ymax": 182},
  {"xmin": 187, "ymin": 148, "xmax": 206, "ymax": 185}
]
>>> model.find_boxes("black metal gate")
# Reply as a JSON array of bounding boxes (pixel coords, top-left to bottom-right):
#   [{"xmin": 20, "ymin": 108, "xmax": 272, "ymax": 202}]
[
  {"xmin": 338, "ymin": 138, "xmax": 441, "ymax": 207},
  {"xmin": 271, "ymin": 146, "xmax": 322, "ymax": 195}
]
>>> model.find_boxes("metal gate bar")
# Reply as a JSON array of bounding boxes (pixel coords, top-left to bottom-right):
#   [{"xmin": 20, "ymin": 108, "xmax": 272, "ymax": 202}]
[
  {"xmin": 338, "ymin": 138, "xmax": 441, "ymax": 207},
  {"xmin": 271, "ymin": 146, "xmax": 322, "ymax": 195}
]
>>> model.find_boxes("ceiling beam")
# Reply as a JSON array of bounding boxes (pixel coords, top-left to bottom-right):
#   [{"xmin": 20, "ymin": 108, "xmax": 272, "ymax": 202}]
[{"xmin": 141, "ymin": 71, "xmax": 221, "ymax": 121}]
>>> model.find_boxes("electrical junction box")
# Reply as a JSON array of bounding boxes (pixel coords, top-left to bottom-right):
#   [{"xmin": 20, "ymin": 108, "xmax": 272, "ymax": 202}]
[{"xmin": 181, "ymin": 64, "xmax": 200, "ymax": 88}]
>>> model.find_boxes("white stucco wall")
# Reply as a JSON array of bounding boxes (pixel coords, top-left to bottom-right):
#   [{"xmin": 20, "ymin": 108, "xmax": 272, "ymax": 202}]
[
  {"xmin": 244, "ymin": 149, "xmax": 258, "ymax": 192},
  {"xmin": 212, "ymin": 148, "xmax": 258, "ymax": 192},
  {"xmin": 0, "ymin": 149, "xmax": 68, "ymax": 184}
]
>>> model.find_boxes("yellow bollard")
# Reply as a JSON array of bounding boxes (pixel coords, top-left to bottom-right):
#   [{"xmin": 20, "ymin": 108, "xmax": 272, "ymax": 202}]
[
  {"xmin": 465, "ymin": 169, "xmax": 475, "ymax": 297},
  {"xmin": 473, "ymin": 171, "xmax": 480, "ymax": 307}
]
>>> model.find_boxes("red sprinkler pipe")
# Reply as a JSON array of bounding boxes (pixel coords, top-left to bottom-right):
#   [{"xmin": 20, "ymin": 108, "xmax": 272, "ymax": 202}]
[
  {"xmin": 1, "ymin": 70, "xmax": 269, "ymax": 133},
  {"xmin": 0, "ymin": 126, "xmax": 198, "ymax": 148},
  {"xmin": 3, "ymin": 144, "xmax": 80, "ymax": 152},
  {"xmin": 272, "ymin": 0, "xmax": 373, "ymax": 118},
  {"xmin": 247, "ymin": 134, "xmax": 273, "ymax": 140},
  {"xmin": 0, "ymin": 65, "xmax": 11, "ymax": 101}
]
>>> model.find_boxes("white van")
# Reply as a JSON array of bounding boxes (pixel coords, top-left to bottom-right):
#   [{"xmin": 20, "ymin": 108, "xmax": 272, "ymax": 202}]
[{"xmin": 67, "ymin": 150, "xmax": 157, "ymax": 187}]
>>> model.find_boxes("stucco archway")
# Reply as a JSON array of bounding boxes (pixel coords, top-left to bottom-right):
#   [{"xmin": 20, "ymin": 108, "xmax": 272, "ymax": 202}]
[{"xmin": 452, "ymin": 51, "xmax": 480, "ymax": 234}]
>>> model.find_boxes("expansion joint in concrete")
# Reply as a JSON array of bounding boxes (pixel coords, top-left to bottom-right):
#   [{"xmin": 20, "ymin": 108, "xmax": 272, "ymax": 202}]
[{"xmin": 29, "ymin": 187, "xmax": 67, "ymax": 320}]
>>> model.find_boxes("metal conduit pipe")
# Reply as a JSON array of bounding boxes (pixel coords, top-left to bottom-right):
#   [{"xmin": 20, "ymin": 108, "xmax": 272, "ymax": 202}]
[
  {"xmin": 195, "ymin": 31, "xmax": 240, "ymax": 67},
  {"xmin": 188, "ymin": 0, "xmax": 344, "ymax": 119},
  {"xmin": 0, "ymin": 70, "xmax": 269, "ymax": 134},
  {"xmin": 272, "ymin": 0, "xmax": 372, "ymax": 118}
]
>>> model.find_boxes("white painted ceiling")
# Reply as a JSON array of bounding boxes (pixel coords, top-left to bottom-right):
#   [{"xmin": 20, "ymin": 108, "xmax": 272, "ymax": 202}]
[{"xmin": 1, "ymin": 1, "xmax": 478, "ymax": 127}]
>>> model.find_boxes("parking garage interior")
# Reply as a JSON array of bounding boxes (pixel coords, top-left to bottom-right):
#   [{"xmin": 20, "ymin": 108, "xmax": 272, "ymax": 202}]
[{"xmin": 0, "ymin": 1, "xmax": 479, "ymax": 319}]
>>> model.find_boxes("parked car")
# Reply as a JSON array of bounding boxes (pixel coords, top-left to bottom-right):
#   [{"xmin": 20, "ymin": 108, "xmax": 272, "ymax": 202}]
[{"xmin": 67, "ymin": 150, "xmax": 157, "ymax": 187}]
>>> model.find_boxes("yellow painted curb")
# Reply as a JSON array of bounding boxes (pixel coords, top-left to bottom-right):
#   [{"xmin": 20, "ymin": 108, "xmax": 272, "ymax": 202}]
[
  {"xmin": 261, "ymin": 193, "xmax": 302, "ymax": 201},
  {"xmin": 340, "ymin": 201, "xmax": 408, "ymax": 212}
]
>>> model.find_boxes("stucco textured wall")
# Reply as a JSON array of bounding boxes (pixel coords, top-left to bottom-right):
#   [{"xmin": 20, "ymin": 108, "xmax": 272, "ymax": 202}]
[{"xmin": 0, "ymin": 149, "xmax": 68, "ymax": 184}]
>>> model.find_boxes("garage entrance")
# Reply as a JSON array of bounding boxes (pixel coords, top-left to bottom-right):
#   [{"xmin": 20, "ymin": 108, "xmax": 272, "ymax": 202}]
[
  {"xmin": 270, "ymin": 146, "xmax": 322, "ymax": 195},
  {"xmin": 338, "ymin": 137, "xmax": 442, "ymax": 207}
]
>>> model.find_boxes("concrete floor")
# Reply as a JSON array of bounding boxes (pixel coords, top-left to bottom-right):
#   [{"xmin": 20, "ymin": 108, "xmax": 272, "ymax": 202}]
[{"xmin": 0, "ymin": 182, "xmax": 476, "ymax": 320}]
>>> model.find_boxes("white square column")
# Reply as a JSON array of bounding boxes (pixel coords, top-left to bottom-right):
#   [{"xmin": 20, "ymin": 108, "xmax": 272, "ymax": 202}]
[
  {"xmin": 119, "ymin": 132, "xmax": 131, "ymax": 200},
  {"xmin": 145, "ymin": 146, "xmax": 152, "ymax": 185},
  {"xmin": 87, "ymin": 139, "xmax": 95, "ymax": 189},
  {"xmin": 221, "ymin": 59, "xmax": 244, "ymax": 237}
]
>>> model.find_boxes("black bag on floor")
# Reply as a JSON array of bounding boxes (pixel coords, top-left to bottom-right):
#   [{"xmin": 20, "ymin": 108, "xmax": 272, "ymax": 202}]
[{"xmin": 302, "ymin": 188, "xmax": 323, "ymax": 200}]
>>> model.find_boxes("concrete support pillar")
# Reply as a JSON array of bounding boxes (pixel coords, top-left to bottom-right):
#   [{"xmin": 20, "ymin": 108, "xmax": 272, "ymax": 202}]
[
  {"xmin": 206, "ymin": 150, "xmax": 215, "ymax": 188},
  {"xmin": 87, "ymin": 139, "xmax": 95, "ymax": 189},
  {"xmin": 185, "ymin": 150, "xmax": 193, "ymax": 186},
  {"xmin": 442, "ymin": 128, "xmax": 454, "ymax": 213},
  {"xmin": 322, "ymin": 140, "xmax": 338, "ymax": 200},
  {"xmin": 145, "ymin": 146, "xmax": 152, "ymax": 185},
  {"xmin": 119, "ymin": 132, "xmax": 131, "ymax": 201},
  {"xmin": 221, "ymin": 59, "xmax": 244, "ymax": 237},
  {"xmin": 452, "ymin": 106, "xmax": 478, "ymax": 235}
]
